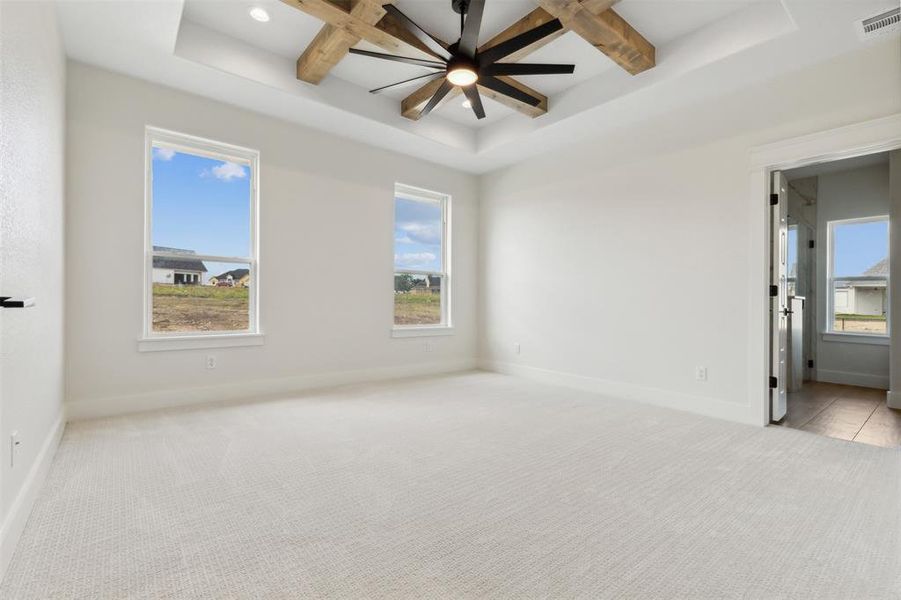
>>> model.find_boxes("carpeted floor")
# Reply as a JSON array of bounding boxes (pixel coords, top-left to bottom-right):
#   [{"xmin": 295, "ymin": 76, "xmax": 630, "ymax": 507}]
[{"xmin": 2, "ymin": 372, "xmax": 900, "ymax": 599}]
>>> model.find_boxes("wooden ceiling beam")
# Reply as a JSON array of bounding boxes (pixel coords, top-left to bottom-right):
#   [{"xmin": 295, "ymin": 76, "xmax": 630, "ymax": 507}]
[
  {"xmin": 296, "ymin": 0, "xmax": 387, "ymax": 84},
  {"xmin": 479, "ymin": 77, "xmax": 547, "ymax": 118},
  {"xmin": 535, "ymin": 0, "xmax": 654, "ymax": 75},
  {"xmin": 280, "ymin": 0, "xmax": 438, "ymax": 61},
  {"xmin": 477, "ymin": 7, "xmax": 564, "ymax": 62}
]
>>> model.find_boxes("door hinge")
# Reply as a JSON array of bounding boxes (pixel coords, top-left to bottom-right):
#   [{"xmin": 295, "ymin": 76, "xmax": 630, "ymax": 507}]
[
  {"xmin": 769, "ymin": 285, "xmax": 778, "ymax": 297},
  {"xmin": 769, "ymin": 376, "xmax": 778, "ymax": 389},
  {"xmin": 807, "ymin": 359, "xmax": 814, "ymax": 369},
  {"xmin": 808, "ymin": 240, "xmax": 815, "ymax": 249},
  {"xmin": 769, "ymin": 193, "xmax": 779, "ymax": 206}
]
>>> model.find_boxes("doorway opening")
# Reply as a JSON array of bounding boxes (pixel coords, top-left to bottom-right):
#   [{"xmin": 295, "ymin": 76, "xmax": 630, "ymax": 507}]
[{"xmin": 768, "ymin": 152, "xmax": 898, "ymax": 447}]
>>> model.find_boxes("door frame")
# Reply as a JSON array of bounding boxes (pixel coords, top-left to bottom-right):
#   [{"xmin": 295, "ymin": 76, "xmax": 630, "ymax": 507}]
[{"xmin": 748, "ymin": 113, "xmax": 901, "ymax": 426}]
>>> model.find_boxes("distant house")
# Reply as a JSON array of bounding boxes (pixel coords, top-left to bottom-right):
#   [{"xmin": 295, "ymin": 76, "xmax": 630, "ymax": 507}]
[
  {"xmin": 834, "ymin": 258, "xmax": 887, "ymax": 316},
  {"xmin": 209, "ymin": 268, "xmax": 250, "ymax": 288},
  {"xmin": 411, "ymin": 274, "xmax": 441, "ymax": 294},
  {"xmin": 152, "ymin": 246, "xmax": 206, "ymax": 285}
]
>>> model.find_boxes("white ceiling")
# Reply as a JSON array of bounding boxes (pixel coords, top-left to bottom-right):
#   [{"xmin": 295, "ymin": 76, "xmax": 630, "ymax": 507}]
[
  {"xmin": 181, "ymin": 0, "xmax": 758, "ymax": 126},
  {"xmin": 56, "ymin": 0, "xmax": 899, "ymax": 173}
]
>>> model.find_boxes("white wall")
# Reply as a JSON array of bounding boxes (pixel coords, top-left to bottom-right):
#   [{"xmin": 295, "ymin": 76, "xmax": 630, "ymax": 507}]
[
  {"xmin": 65, "ymin": 63, "xmax": 478, "ymax": 419},
  {"xmin": 479, "ymin": 40, "xmax": 901, "ymax": 424},
  {"xmin": 0, "ymin": 0, "xmax": 67, "ymax": 577},
  {"xmin": 815, "ymin": 163, "xmax": 890, "ymax": 389}
]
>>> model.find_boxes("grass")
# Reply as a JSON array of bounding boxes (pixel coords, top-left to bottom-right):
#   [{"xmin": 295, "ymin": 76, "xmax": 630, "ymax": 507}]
[
  {"xmin": 834, "ymin": 313, "xmax": 887, "ymax": 334},
  {"xmin": 394, "ymin": 292, "xmax": 441, "ymax": 325},
  {"xmin": 834, "ymin": 313, "xmax": 886, "ymax": 321},
  {"xmin": 152, "ymin": 284, "xmax": 249, "ymax": 332}
]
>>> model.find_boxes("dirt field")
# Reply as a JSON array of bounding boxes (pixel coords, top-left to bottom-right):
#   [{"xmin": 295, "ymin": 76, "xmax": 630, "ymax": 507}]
[
  {"xmin": 394, "ymin": 292, "xmax": 441, "ymax": 325},
  {"xmin": 833, "ymin": 314, "xmax": 887, "ymax": 335},
  {"xmin": 153, "ymin": 284, "xmax": 249, "ymax": 332}
]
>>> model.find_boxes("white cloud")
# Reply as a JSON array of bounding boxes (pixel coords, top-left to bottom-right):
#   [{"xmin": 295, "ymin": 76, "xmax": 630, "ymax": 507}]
[
  {"xmin": 153, "ymin": 147, "xmax": 176, "ymax": 161},
  {"xmin": 396, "ymin": 222, "xmax": 440, "ymax": 245},
  {"xmin": 208, "ymin": 161, "xmax": 247, "ymax": 182},
  {"xmin": 394, "ymin": 252, "xmax": 437, "ymax": 269}
]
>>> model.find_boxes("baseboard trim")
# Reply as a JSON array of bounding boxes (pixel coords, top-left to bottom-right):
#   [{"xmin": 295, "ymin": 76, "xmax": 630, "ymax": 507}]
[
  {"xmin": 814, "ymin": 368, "xmax": 889, "ymax": 390},
  {"xmin": 481, "ymin": 360, "xmax": 759, "ymax": 426},
  {"xmin": 67, "ymin": 358, "xmax": 479, "ymax": 421},
  {"xmin": 0, "ymin": 412, "xmax": 65, "ymax": 582}
]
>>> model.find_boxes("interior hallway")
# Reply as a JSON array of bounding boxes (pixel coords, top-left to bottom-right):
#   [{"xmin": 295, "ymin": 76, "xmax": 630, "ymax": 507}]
[{"xmin": 776, "ymin": 382, "xmax": 901, "ymax": 448}]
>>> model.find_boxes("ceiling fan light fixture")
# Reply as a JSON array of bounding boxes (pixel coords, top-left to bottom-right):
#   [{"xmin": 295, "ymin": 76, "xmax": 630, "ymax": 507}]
[{"xmin": 447, "ymin": 67, "xmax": 478, "ymax": 86}]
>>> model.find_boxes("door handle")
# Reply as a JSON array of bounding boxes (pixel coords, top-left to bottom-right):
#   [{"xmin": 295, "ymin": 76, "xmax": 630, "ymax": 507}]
[{"xmin": 0, "ymin": 297, "xmax": 35, "ymax": 308}]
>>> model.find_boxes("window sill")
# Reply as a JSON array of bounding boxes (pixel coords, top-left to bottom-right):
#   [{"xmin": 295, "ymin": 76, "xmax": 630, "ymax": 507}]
[
  {"xmin": 821, "ymin": 332, "xmax": 889, "ymax": 346},
  {"xmin": 138, "ymin": 332, "xmax": 264, "ymax": 352},
  {"xmin": 391, "ymin": 326, "xmax": 454, "ymax": 338}
]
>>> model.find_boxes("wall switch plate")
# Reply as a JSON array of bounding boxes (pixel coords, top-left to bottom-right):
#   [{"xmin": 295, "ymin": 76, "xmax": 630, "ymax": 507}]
[
  {"xmin": 206, "ymin": 355, "xmax": 216, "ymax": 370},
  {"xmin": 695, "ymin": 367, "xmax": 708, "ymax": 382},
  {"xmin": 10, "ymin": 431, "xmax": 20, "ymax": 468}
]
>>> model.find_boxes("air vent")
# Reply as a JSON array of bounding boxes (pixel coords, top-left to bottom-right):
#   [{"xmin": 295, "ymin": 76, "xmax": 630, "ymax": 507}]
[{"xmin": 857, "ymin": 7, "xmax": 901, "ymax": 41}]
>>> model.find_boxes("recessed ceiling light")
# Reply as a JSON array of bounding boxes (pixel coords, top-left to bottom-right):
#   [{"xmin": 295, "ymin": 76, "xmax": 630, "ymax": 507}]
[
  {"xmin": 461, "ymin": 99, "xmax": 472, "ymax": 109},
  {"xmin": 249, "ymin": 7, "xmax": 270, "ymax": 22}
]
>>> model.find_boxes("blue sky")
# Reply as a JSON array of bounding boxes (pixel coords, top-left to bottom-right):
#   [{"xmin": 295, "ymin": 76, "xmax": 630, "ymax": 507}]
[
  {"xmin": 394, "ymin": 198, "xmax": 442, "ymax": 272},
  {"xmin": 787, "ymin": 219, "xmax": 887, "ymax": 278},
  {"xmin": 152, "ymin": 146, "xmax": 250, "ymax": 257},
  {"xmin": 833, "ymin": 219, "xmax": 888, "ymax": 276}
]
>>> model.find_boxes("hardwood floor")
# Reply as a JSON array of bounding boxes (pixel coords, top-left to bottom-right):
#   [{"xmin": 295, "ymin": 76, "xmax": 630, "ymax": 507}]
[
  {"xmin": 777, "ymin": 381, "xmax": 901, "ymax": 448},
  {"xmin": 775, "ymin": 382, "xmax": 901, "ymax": 448}
]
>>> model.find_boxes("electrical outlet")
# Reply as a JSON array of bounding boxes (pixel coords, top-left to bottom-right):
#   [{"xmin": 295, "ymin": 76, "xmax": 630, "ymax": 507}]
[
  {"xmin": 206, "ymin": 355, "xmax": 216, "ymax": 370},
  {"xmin": 514, "ymin": 343, "xmax": 521, "ymax": 355},
  {"xmin": 423, "ymin": 341, "xmax": 434, "ymax": 353},
  {"xmin": 10, "ymin": 431, "xmax": 20, "ymax": 468},
  {"xmin": 695, "ymin": 366, "xmax": 708, "ymax": 382}
]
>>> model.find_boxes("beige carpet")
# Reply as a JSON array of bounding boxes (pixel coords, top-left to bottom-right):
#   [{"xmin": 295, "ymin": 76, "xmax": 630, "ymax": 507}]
[{"xmin": 2, "ymin": 372, "xmax": 900, "ymax": 599}]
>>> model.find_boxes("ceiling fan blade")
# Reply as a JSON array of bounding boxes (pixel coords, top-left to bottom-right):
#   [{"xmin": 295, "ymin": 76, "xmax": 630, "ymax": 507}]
[
  {"xmin": 458, "ymin": 0, "xmax": 485, "ymax": 58},
  {"xmin": 383, "ymin": 5, "xmax": 452, "ymax": 61},
  {"xmin": 420, "ymin": 79, "xmax": 454, "ymax": 118},
  {"xmin": 481, "ymin": 63, "xmax": 575, "ymax": 76},
  {"xmin": 477, "ymin": 19, "xmax": 564, "ymax": 65},
  {"xmin": 478, "ymin": 76, "xmax": 541, "ymax": 107},
  {"xmin": 348, "ymin": 48, "xmax": 446, "ymax": 70},
  {"xmin": 461, "ymin": 84, "xmax": 486, "ymax": 119},
  {"xmin": 370, "ymin": 72, "xmax": 446, "ymax": 94}
]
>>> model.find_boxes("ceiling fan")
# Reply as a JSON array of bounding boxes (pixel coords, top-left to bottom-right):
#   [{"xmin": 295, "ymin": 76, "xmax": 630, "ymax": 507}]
[{"xmin": 348, "ymin": 0, "xmax": 575, "ymax": 120}]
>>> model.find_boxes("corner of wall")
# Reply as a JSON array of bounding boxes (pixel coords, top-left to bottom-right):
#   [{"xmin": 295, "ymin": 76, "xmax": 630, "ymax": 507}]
[{"xmin": 0, "ymin": 414, "xmax": 65, "ymax": 582}]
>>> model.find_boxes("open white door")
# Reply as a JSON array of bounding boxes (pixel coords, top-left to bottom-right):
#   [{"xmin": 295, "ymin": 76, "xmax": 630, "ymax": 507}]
[{"xmin": 770, "ymin": 171, "xmax": 789, "ymax": 422}]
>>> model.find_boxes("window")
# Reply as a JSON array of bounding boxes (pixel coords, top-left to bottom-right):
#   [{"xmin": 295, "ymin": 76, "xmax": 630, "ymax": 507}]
[
  {"xmin": 827, "ymin": 216, "xmax": 889, "ymax": 336},
  {"xmin": 393, "ymin": 184, "xmax": 451, "ymax": 333},
  {"xmin": 787, "ymin": 223, "xmax": 798, "ymax": 297},
  {"xmin": 143, "ymin": 128, "xmax": 259, "ymax": 346}
]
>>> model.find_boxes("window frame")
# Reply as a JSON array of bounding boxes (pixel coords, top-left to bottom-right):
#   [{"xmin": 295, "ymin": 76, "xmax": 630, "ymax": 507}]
[
  {"xmin": 140, "ymin": 127, "xmax": 262, "ymax": 351},
  {"xmin": 392, "ymin": 183, "xmax": 452, "ymax": 337},
  {"xmin": 825, "ymin": 214, "xmax": 889, "ymax": 340}
]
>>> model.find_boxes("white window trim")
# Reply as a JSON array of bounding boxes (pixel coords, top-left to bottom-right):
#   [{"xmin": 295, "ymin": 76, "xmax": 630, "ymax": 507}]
[
  {"xmin": 821, "ymin": 332, "xmax": 890, "ymax": 346},
  {"xmin": 392, "ymin": 183, "xmax": 452, "ymax": 336},
  {"xmin": 140, "ymin": 127, "xmax": 262, "ymax": 351},
  {"xmin": 825, "ymin": 214, "xmax": 889, "ymax": 340}
]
